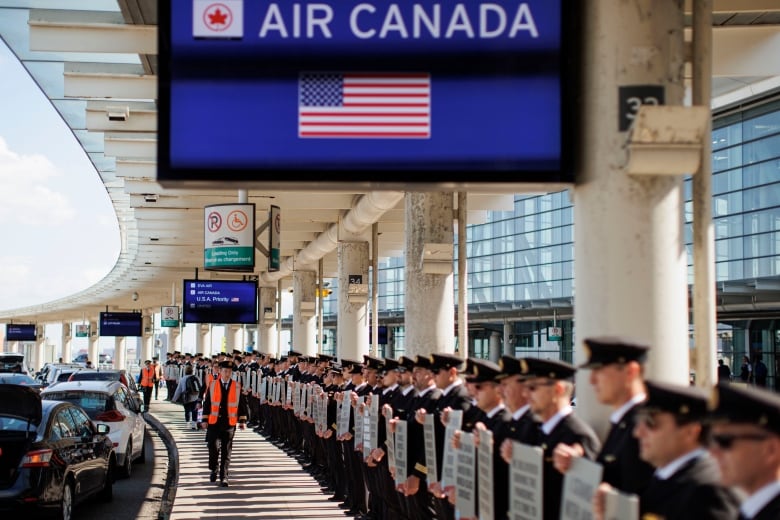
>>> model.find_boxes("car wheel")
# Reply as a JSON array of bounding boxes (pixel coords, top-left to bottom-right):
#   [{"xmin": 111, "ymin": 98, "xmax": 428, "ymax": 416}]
[
  {"xmin": 137, "ymin": 429, "xmax": 146, "ymax": 464},
  {"xmin": 98, "ymin": 458, "xmax": 114, "ymax": 502},
  {"xmin": 60, "ymin": 480, "xmax": 74, "ymax": 520},
  {"xmin": 121, "ymin": 439, "xmax": 133, "ymax": 478}
]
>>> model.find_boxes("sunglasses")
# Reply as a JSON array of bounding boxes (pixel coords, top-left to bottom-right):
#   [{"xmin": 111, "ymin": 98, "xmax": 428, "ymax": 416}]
[
  {"xmin": 709, "ymin": 432, "xmax": 769, "ymax": 450},
  {"xmin": 526, "ymin": 380, "xmax": 556, "ymax": 392},
  {"xmin": 635, "ymin": 410, "xmax": 662, "ymax": 430}
]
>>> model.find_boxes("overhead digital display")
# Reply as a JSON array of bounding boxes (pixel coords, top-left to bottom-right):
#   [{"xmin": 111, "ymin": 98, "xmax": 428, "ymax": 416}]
[
  {"xmin": 5, "ymin": 324, "xmax": 36, "ymax": 342},
  {"xmin": 158, "ymin": 0, "xmax": 575, "ymax": 186},
  {"xmin": 183, "ymin": 279, "xmax": 259, "ymax": 324},
  {"xmin": 99, "ymin": 312, "xmax": 143, "ymax": 337}
]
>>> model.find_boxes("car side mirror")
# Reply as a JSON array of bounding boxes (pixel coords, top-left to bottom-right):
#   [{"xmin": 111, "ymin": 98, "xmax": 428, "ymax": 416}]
[{"xmin": 96, "ymin": 423, "xmax": 111, "ymax": 435}]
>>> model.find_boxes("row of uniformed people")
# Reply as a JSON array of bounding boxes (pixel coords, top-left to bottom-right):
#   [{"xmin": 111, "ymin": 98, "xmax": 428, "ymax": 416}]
[{"xmin": 213, "ymin": 341, "xmax": 780, "ymax": 520}]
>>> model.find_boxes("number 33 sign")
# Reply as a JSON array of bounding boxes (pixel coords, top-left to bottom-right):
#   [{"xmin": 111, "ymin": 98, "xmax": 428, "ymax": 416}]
[{"xmin": 618, "ymin": 85, "xmax": 665, "ymax": 132}]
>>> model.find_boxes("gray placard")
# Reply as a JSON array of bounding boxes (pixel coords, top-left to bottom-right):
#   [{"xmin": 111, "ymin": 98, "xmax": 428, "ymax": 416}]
[
  {"xmin": 560, "ymin": 457, "xmax": 603, "ymax": 520},
  {"xmin": 369, "ymin": 398, "xmax": 379, "ymax": 454},
  {"xmin": 603, "ymin": 487, "xmax": 639, "ymax": 520},
  {"xmin": 363, "ymin": 406, "xmax": 372, "ymax": 460},
  {"xmin": 394, "ymin": 420, "xmax": 408, "ymax": 487},
  {"xmin": 338, "ymin": 390, "xmax": 352, "ymax": 437},
  {"xmin": 455, "ymin": 432, "xmax": 476, "ymax": 518},
  {"xmin": 440, "ymin": 409, "xmax": 463, "ymax": 489},
  {"xmin": 259, "ymin": 376, "xmax": 266, "ymax": 403},
  {"xmin": 477, "ymin": 429, "xmax": 494, "ymax": 520},
  {"xmin": 509, "ymin": 442, "xmax": 544, "ymax": 520},
  {"xmin": 355, "ymin": 396, "xmax": 365, "ymax": 451},
  {"xmin": 423, "ymin": 414, "xmax": 439, "ymax": 483},
  {"xmin": 386, "ymin": 415, "xmax": 396, "ymax": 470}
]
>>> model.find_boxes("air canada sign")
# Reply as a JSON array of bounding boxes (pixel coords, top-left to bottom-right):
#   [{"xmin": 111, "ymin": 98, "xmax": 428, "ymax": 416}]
[
  {"xmin": 253, "ymin": 4, "xmax": 541, "ymax": 40},
  {"xmin": 159, "ymin": 1, "xmax": 574, "ymax": 187}
]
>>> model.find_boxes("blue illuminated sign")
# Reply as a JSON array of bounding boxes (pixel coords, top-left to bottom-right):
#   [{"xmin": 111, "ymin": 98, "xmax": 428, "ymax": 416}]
[{"xmin": 158, "ymin": 1, "xmax": 575, "ymax": 185}]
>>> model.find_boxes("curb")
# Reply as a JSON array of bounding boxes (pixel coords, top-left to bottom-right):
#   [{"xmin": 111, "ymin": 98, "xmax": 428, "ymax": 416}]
[{"xmin": 143, "ymin": 411, "xmax": 179, "ymax": 520}]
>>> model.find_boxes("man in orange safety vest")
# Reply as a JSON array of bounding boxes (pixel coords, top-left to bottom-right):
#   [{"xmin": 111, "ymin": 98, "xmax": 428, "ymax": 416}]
[{"xmin": 201, "ymin": 360, "xmax": 248, "ymax": 487}]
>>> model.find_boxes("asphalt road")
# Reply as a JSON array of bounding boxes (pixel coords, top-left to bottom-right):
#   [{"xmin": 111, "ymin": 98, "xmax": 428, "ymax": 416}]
[{"xmin": 73, "ymin": 425, "xmax": 166, "ymax": 520}]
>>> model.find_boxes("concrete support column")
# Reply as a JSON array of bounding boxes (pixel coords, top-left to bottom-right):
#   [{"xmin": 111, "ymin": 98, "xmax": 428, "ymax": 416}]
[
  {"xmin": 34, "ymin": 335, "xmax": 45, "ymax": 372},
  {"xmin": 115, "ymin": 337, "xmax": 126, "ymax": 370},
  {"xmin": 196, "ymin": 325, "xmax": 211, "ymax": 357},
  {"xmin": 259, "ymin": 287, "xmax": 278, "ymax": 355},
  {"xmin": 62, "ymin": 323, "xmax": 72, "ymax": 364},
  {"xmin": 293, "ymin": 270, "xmax": 318, "ymax": 356},
  {"xmin": 169, "ymin": 327, "xmax": 181, "ymax": 355},
  {"xmin": 488, "ymin": 331, "xmax": 501, "ymax": 363},
  {"xmin": 89, "ymin": 321, "xmax": 99, "ymax": 366},
  {"xmin": 141, "ymin": 316, "xmax": 153, "ymax": 362},
  {"xmin": 575, "ymin": 0, "xmax": 688, "ymax": 432},
  {"xmin": 503, "ymin": 320, "xmax": 514, "ymax": 357},
  {"xmin": 142, "ymin": 335, "xmax": 153, "ymax": 364},
  {"xmin": 224, "ymin": 325, "xmax": 237, "ymax": 353},
  {"xmin": 338, "ymin": 241, "xmax": 370, "ymax": 361},
  {"xmin": 225, "ymin": 325, "xmax": 244, "ymax": 352},
  {"xmin": 404, "ymin": 192, "xmax": 455, "ymax": 357}
]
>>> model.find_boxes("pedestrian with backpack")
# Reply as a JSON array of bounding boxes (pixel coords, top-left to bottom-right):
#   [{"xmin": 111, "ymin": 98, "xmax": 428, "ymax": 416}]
[{"xmin": 172, "ymin": 364, "xmax": 202, "ymax": 429}]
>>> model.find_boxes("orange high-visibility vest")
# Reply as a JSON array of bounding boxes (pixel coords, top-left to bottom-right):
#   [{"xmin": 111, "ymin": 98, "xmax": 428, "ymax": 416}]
[
  {"xmin": 208, "ymin": 379, "xmax": 239, "ymax": 426},
  {"xmin": 206, "ymin": 372, "xmax": 218, "ymax": 390},
  {"xmin": 140, "ymin": 366, "xmax": 155, "ymax": 388}
]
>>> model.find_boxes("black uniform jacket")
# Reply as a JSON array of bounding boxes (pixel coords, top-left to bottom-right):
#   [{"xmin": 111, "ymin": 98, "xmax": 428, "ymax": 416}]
[
  {"xmin": 751, "ymin": 491, "xmax": 780, "ymax": 520},
  {"xmin": 539, "ymin": 413, "xmax": 601, "ymax": 520},
  {"xmin": 640, "ymin": 452, "xmax": 739, "ymax": 520},
  {"xmin": 598, "ymin": 403, "xmax": 655, "ymax": 495},
  {"xmin": 405, "ymin": 386, "xmax": 442, "ymax": 479}
]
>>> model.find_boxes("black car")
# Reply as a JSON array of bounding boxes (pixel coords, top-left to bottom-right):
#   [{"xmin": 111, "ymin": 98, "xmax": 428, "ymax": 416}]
[{"xmin": 0, "ymin": 385, "xmax": 116, "ymax": 519}]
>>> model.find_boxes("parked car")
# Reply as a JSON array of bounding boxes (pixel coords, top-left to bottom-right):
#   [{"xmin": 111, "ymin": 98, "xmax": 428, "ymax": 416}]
[
  {"xmin": 37, "ymin": 363, "xmax": 82, "ymax": 388},
  {"xmin": 0, "ymin": 353, "xmax": 27, "ymax": 374},
  {"xmin": 0, "ymin": 384, "xmax": 115, "ymax": 518},
  {"xmin": 68, "ymin": 369, "xmax": 143, "ymax": 401},
  {"xmin": 0, "ymin": 373, "xmax": 44, "ymax": 393},
  {"xmin": 72, "ymin": 353, "xmax": 112, "ymax": 367},
  {"xmin": 41, "ymin": 380, "xmax": 146, "ymax": 478},
  {"xmin": 45, "ymin": 367, "xmax": 84, "ymax": 389}
]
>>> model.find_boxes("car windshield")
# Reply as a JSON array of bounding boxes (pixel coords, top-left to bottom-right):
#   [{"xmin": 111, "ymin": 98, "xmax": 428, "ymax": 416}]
[
  {"xmin": 70, "ymin": 371, "xmax": 119, "ymax": 381},
  {"xmin": 0, "ymin": 374, "xmax": 37, "ymax": 385},
  {"xmin": 0, "ymin": 356, "xmax": 25, "ymax": 373},
  {"xmin": 42, "ymin": 391, "xmax": 110, "ymax": 419},
  {"xmin": 56, "ymin": 371, "xmax": 78, "ymax": 382}
]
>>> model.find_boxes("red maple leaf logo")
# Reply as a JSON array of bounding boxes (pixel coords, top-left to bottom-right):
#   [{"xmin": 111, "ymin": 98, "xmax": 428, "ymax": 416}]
[{"xmin": 208, "ymin": 8, "xmax": 228, "ymax": 26}]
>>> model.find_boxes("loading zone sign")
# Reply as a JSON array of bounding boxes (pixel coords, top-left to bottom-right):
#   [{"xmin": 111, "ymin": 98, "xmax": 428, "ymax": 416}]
[{"xmin": 204, "ymin": 203, "xmax": 255, "ymax": 271}]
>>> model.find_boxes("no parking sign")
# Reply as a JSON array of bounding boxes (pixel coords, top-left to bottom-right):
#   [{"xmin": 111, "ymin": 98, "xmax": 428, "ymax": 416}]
[{"xmin": 204, "ymin": 203, "xmax": 255, "ymax": 271}]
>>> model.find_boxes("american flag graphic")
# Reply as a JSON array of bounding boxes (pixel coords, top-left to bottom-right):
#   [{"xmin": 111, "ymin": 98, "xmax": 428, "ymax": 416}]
[{"xmin": 298, "ymin": 73, "xmax": 431, "ymax": 138}]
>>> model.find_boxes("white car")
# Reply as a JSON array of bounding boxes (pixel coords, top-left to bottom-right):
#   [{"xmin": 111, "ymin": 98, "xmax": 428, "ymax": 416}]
[{"xmin": 41, "ymin": 380, "xmax": 146, "ymax": 478}]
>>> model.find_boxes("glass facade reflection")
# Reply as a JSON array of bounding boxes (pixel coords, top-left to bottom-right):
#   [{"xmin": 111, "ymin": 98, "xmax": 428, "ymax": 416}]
[{"xmin": 328, "ymin": 96, "xmax": 780, "ymax": 388}]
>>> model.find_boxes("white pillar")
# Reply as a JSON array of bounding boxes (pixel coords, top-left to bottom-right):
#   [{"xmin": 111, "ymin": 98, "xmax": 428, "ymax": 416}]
[
  {"xmin": 225, "ymin": 325, "xmax": 243, "ymax": 352},
  {"xmin": 169, "ymin": 327, "xmax": 181, "ymax": 354},
  {"xmin": 34, "ymin": 333, "xmax": 46, "ymax": 372},
  {"xmin": 404, "ymin": 192, "xmax": 455, "ymax": 357},
  {"xmin": 338, "ymin": 241, "xmax": 370, "ymax": 361},
  {"xmin": 89, "ymin": 320, "xmax": 99, "ymax": 366},
  {"xmin": 488, "ymin": 331, "xmax": 501, "ymax": 363},
  {"xmin": 503, "ymin": 320, "xmax": 513, "ymax": 357},
  {"xmin": 61, "ymin": 322, "xmax": 72, "ymax": 364},
  {"xmin": 259, "ymin": 287, "xmax": 278, "ymax": 355},
  {"xmin": 293, "ymin": 270, "xmax": 317, "ymax": 356},
  {"xmin": 115, "ymin": 337, "xmax": 126, "ymax": 370},
  {"xmin": 142, "ymin": 316, "xmax": 153, "ymax": 362},
  {"xmin": 195, "ymin": 324, "xmax": 211, "ymax": 357},
  {"xmin": 574, "ymin": 0, "xmax": 688, "ymax": 433}
]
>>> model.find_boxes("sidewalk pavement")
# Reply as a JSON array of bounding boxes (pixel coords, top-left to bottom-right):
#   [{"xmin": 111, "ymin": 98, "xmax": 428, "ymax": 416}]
[{"xmin": 146, "ymin": 398, "xmax": 345, "ymax": 520}]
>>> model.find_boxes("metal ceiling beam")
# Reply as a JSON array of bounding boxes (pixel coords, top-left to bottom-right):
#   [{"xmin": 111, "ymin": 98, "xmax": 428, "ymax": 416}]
[
  {"xmin": 64, "ymin": 62, "xmax": 156, "ymax": 99},
  {"xmin": 29, "ymin": 9, "xmax": 156, "ymax": 54}
]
